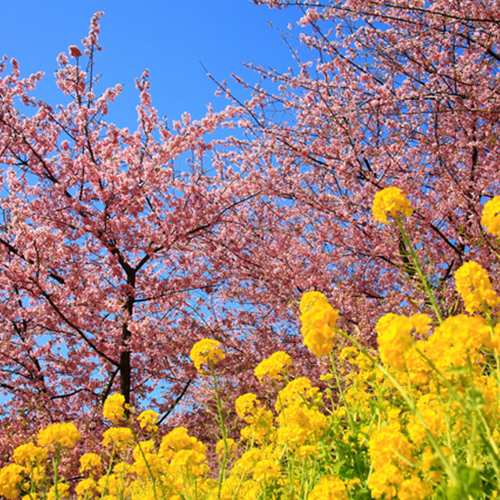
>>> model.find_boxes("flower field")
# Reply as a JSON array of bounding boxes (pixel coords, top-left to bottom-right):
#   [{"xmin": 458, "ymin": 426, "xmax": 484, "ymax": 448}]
[{"xmin": 2, "ymin": 190, "xmax": 500, "ymax": 499}]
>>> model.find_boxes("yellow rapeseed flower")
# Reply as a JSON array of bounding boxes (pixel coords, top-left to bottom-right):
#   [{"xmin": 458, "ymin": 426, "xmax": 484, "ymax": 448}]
[
  {"xmin": 368, "ymin": 462, "xmax": 404, "ymax": 499},
  {"xmin": 47, "ymin": 483, "xmax": 69, "ymax": 500},
  {"xmin": 407, "ymin": 394, "xmax": 446, "ymax": 446},
  {"xmin": 103, "ymin": 393, "xmax": 127, "ymax": 424},
  {"xmin": 170, "ymin": 448, "xmax": 209, "ymax": 478},
  {"xmin": 158, "ymin": 427, "xmax": 207, "ymax": 461},
  {"xmin": 376, "ymin": 314, "xmax": 414, "ymax": 370},
  {"xmin": 97, "ymin": 472, "xmax": 126, "ymax": 497},
  {"xmin": 252, "ymin": 456, "xmax": 281, "ymax": 482},
  {"xmin": 277, "ymin": 404, "xmax": 327, "ymax": 447},
  {"xmin": 130, "ymin": 440, "xmax": 161, "ymax": 479},
  {"xmin": 275, "ymin": 380, "xmax": 325, "ymax": 448},
  {"xmin": 234, "ymin": 394, "xmax": 275, "ymax": 444},
  {"xmin": 0, "ymin": 463, "xmax": 25, "ymax": 500},
  {"xmin": 424, "ymin": 314, "xmax": 490, "ymax": 373},
  {"xmin": 132, "ymin": 440, "xmax": 155, "ymax": 462},
  {"xmin": 235, "ymin": 393, "xmax": 260, "ymax": 422},
  {"xmin": 398, "ymin": 474, "xmax": 432, "ymax": 500},
  {"xmin": 276, "ymin": 377, "xmax": 322, "ymax": 413},
  {"xmin": 137, "ymin": 410, "xmax": 159, "ymax": 432},
  {"xmin": 79, "ymin": 452, "xmax": 103, "ymax": 474},
  {"xmin": 37, "ymin": 422, "xmax": 81, "ymax": 449},
  {"xmin": 190, "ymin": 338, "xmax": 225, "ymax": 373},
  {"xmin": 482, "ymin": 196, "xmax": 500, "ymax": 237},
  {"xmin": 75, "ymin": 477, "xmax": 98, "ymax": 499},
  {"xmin": 372, "ymin": 187, "xmax": 413, "ymax": 224},
  {"xmin": 409, "ymin": 313, "xmax": 432, "ymax": 335},
  {"xmin": 254, "ymin": 351, "xmax": 293, "ymax": 382},
  {"xmin": 240, "ymin": 411, "xmax": 275, "ymax": 445},
  {"xmin": 214, "ymin": 475, "xmax": 261, "ymax": 500},
  {"xmin": 455, "ymin": 261, "xmax": 499, "ymax": 313},
  {"xmin": 369, "ymin": 425, "xmax": 413, "ymax": 471},
  {"xmin": 235, "ymin": 393, "xmax": 275, "ymax": 443},
  {"xmin": 12, "ymin": 442, "xmax": 48, "ymax": 467},
  {"xmin": 21, "ymin": 494, "xmax": 38, "ymax": 500},
  {"xmin": 300, "ymin": 292, "xmax": 339, "ymax": 357},
  {"xmin": 300, "ymin": 291, "xmax": 328, "ymax": 314},
  {"xmin": 233, "ymin": 446, "xmax": 280, "ymax": 482},
  {"xmin": 308, "ymin": 475, "xmax": 348, "ymax": 500},
  {"xmin": 102, "ymin": 427, "xmax": 134, "ymax": 450},
  {"xmin": 216, "ymin": 438, "xmax": 237, "ymax": 458}
]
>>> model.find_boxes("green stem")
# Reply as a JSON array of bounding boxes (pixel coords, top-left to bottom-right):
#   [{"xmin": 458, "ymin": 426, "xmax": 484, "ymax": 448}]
[
  {"xmin": 329, "ymin": 352, "xmax": 356, "ymax": 433},
  {"xmin": 211, "ymin": 361, "xmax": 229, "ymax": 497},
  {"xmin": 396, "ymin": 218, "xmax": 443, "ymax": 324},
  {"xmin": 53, "ymin": 446, "xmax": 60, "ymax": 500}
]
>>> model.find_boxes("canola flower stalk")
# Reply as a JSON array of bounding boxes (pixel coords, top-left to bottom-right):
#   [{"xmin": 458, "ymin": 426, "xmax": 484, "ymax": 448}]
[
  {"xmin": 372, "ymin": 186, "xmax": 444, "ymax": 324},
  {"xmin": 211, "ymin": 351, "xmax": 230, "ymax": 492},
  {"xmin": 394, "ymin": 209, "xmax": 444, "ymax": 324},
  {"xmin": 329, "ymin": 351, "xmax": 356, "ymax": 434},
  {"xmin": 191, "ymin": 338, "xmax": 229, "ymax": 495}
]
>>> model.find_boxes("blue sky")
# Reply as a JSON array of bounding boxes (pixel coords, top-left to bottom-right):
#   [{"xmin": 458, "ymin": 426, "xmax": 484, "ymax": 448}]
[{"xmin": 1, "ymin": 1, "xmax": 301, "ymax": 127}]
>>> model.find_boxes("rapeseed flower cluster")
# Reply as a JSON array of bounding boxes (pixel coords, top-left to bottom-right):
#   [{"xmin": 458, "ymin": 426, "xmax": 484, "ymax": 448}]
[
  {"xmin": 482, "ymin": 195, "xmax": 500, "ymax": 237},
  {"xmin": 190, "ymin": 338, "xmax": 226, "ymax": 374},
  {"xmin": 2, "ymin": 189, "xmax": 500, "ymax": 499},
  {"xmin": 103, "ymin": 393, "xmax": 128, "ymax": 424},
  {"xmin": 254, "ymin": 351, "xmax": 292, "ymax": 382},
  {"xmin": 454, "ymin": 260, "xmax": 500, "ymax": 314},
  {"xmin": 372, "ymin": 186, "xmax": 413, "ymax": 224},
  {"xmin": 299, "ymin": 291, "xmax": 339, "ymax": 357},
  {"xmin": 37, "ymin": 422, "xmax": 81, "ymax": 449}
]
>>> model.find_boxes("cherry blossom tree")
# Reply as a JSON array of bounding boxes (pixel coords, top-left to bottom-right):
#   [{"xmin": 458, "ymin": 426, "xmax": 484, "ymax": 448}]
[
  {"xmin": 216, "ymin": 0, "xmax": 500, "ymax": 339},
  {"xmin": 0, "ymin": 12, "xmax": 295, "ymax": 445}
]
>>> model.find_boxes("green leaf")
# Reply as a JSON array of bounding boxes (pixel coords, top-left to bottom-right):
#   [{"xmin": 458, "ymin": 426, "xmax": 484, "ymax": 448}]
[
  {"xmin": 465, "ymin": 387, "xmax": 485, "ymax": 411},
  {"xmin": 446, "ymin": 466, "xmax": 483, "ymax": 500},
  {"xmin": 445, "ymin": 366, "xmax": 471, "ymax": 375}
]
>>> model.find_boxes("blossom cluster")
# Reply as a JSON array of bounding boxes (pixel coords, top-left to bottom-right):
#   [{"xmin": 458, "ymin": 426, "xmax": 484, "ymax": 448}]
[
  {"xmin": 299, "ymin": 291, "xmax": 339, "ymax": 357},
  {"xmin": 372, "ymin": 186, "xmax": 413, "ymax": 224}
]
